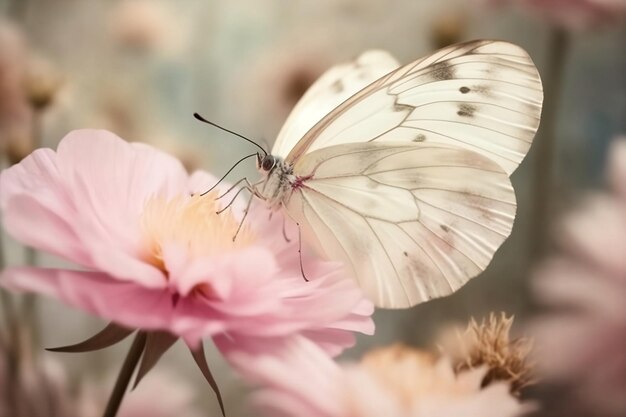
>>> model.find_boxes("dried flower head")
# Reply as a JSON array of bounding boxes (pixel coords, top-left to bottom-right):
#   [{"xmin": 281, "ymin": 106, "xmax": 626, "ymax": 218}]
[
  {"xmin": 23, "ymin": 56, "xmax": 63, "ymax": 111},
  {"xmin": 0, "ymin": 20, "xmax": 33, "ymax": 159},
  {"xmin": 440, "ymin": 313, "xmax": 534, "ymax": 394},
  {"xmin": 430, "ymin": 12, "xmax": 467, "ymax": 49}
]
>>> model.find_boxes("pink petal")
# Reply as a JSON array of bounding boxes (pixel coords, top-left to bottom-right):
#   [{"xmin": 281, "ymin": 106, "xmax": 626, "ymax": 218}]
[
  {"xmin": 561, "ymin": 195, "xmax": 626, "ymax": 277},
  {"xmin": 3, "ymin": 194, "xmax": 90, "ymax": 264},
  {"xmin": 219, "ymin": 335, "xmax": 343, "ymax": 417},
  {"xmin": 0, "ymin": 130, "xmax": 182, "ymax": 288},
  {"xmin": 1, "ymin": 267, "xmax": 172, "ymax": 331},
  {"xmin": 534, "ymin": 258, "xmax": 626, "ymax": 320},
  {"xmin": 55, "ymin": 130, "xmax": 187, "ymax": 253},
  {"xmin": 187, "ymin": 170, "xmax": 217, "ymax": 195},
  {"xmin": 0, "ymin": 148, "xmax": 63, "ymax": 210}
]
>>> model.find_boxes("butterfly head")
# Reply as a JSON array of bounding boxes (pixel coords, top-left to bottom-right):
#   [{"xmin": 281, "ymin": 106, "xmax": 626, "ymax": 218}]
[{"xmin": 257, "ymin": 154, "xmax": 278, "ymax": 173}]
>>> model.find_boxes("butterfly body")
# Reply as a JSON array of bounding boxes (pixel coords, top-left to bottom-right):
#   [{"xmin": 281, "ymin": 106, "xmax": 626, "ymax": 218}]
[
  {"xmin": 255, "ymin": 155, "xmax": 296, "ymax": 211},
  {"xmin": 248, "ymin": 41, "xmax": 543, "ymax": 309}
]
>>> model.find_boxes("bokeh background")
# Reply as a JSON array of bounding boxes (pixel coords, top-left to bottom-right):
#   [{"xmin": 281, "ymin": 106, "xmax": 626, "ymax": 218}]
[{"xmin": 0, "ymin": 0, "xmax": 624, "ymax": 416}]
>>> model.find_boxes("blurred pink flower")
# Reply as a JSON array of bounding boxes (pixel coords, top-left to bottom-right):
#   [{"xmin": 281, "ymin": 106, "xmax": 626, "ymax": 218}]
[
  {"xmin": 0, "ymin": 130, "xmax": 373, "ymax": 353},
  {"xmin": 229, "ymin": 337, "xmax": 530, "ymax": 417},
  {"xmin": 487, "ymin": 0, "xmax": 626, "ymax": 29},
  {"xmin": 0, "ymin": 352, "xmax": 75, "ymax": 417},
  {"xmin": 529, "ymin": 139, "xmax": 626, "ymax": 416},
  {"xmin": 109, "ymin": 0, "xmax": 185, "ymax": 55},
  {"xmin": 78, "ymin": 367, "xmax": 203, "ymax": 417}
]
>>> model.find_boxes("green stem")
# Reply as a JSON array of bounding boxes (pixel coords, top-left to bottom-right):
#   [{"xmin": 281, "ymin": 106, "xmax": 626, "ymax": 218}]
[
  {"xmin": 102, "ymin": 332, "xmax": 147, "ymax": 417},
  {"xmin": 530, "ymin": 27, "xmax": 570, "ymax": 260},
  {"xmin": 0, "ymin": 201, "xmax": 23, "ymax": 416},
  {"xmin": 21, "ymin": 109, "xmax": 43, "ymax": 356},
  {"xmin": 0, "ymin": 229, "xmax": 15, "ymax": 340}
]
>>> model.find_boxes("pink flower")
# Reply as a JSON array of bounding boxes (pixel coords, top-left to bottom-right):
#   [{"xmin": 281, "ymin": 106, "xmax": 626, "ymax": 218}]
[
  {"xmin": 528, "ymin": 139, "xmax": 626, "ymax": 416},
  {"xmin": 0, "ymin": 129, "xmax": 373, "ymax": 353},
  {"xmin": 487, "ymin": 0, "xmax": 626, "ymax": 29},
  {"xmin": 109, "ymin": 0, "xmax": 186, "ymax": 54},
  {"xmin": 0, "ymin": 352, "xmax": 75, "ymax": 417},
  {"xmin": 228, "ymin": 337, "xmax": 530, "ymax": 417}
]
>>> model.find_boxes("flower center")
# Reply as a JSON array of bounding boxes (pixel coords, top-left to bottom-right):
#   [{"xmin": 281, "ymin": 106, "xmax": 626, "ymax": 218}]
[
  {"xmin": 360, "ymin": 345, "xmax": 438, "ymax": 407},
  {"xmin": 140, "ymin": 191, "xmax": 255, "ymax": 273}
]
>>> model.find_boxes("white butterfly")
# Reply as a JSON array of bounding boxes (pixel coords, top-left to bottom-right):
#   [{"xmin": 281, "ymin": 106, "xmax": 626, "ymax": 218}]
[{"xmin": 249, "ymin": 40, "xmax": 543, "ymax": 309}]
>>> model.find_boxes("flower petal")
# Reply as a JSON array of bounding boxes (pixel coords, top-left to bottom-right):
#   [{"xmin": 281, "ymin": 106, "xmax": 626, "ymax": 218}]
[{"xmin": 1, "ymin": 267, "xmax": 172, "ymax": 330}]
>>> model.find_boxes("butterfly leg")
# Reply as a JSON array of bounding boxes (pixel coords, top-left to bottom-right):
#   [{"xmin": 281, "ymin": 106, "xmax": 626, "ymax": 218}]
[
  {"xmin": 216, "ymin": 177, "xmax": 262, "ymax": 200},
  {"xmin": 281, "ymin": 216, "xmax": 291, "ymax": 243},
  {"xmin": 296, "ymin": 224, "xmax": 308, "ymax": 282},
  {"xmin": 227, "ymin": 178, "xmax": 264, "ymax": 242},
  {"xmin": 216, "ymin": 186, "xmax": 248, "ymax": 214},
  {"xmin": 216, "ymin": 178, "xmax": 263, "ymax": 215},
  {"xmin": 281, "ymin": 210, "xmax": 308, "ymax": 282},
  {"xmin": 231, "ymin": 192, "xmax": 254, "ymax": 242}
]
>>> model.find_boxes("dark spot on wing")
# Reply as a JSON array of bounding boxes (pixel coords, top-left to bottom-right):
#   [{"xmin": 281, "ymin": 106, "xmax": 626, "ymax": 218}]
[
  {"xmin": 412, "ymin": 134, "xmax": 426, "ymax": 142},
  {"xmin": 403, "ymin": 251, "xmax": 408, "ymax": 257},
  {"xmin": 431, "ymin": 62, "xmax": 455, "ymax": 81},
  {"xmin": 393, "ymin": 102, "xmax": 414, "ymax": 112},
  {"xmin": 440, "ymin": 224, "xmax": 450, "ymax": 232},
  {"xmin": 459, "ymin": 86, "xmax": 470, "ymax": 94},
  {"xmin": 457, "ymin": 103, "xmax": 477, "ymax": 118}
]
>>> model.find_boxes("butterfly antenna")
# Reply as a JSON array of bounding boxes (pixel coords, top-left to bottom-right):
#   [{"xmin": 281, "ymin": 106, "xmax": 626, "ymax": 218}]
[
  {"xmin": 199, "ymin": 153, "xmax": 257, "ymax": 196},
  {"xmin": 193, "ymin": 113, "xmax": 267, "ymax": 156}
]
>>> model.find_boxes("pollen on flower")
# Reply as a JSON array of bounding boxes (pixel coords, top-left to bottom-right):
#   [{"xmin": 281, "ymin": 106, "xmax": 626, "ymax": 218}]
[{"xmin": 140, "ymin": 191, "xmax": 255, "ymax": 272}]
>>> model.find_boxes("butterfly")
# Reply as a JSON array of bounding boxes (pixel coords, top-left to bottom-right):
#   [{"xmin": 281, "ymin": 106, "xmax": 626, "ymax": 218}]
[{"xmin": 232, "ymin": 40, "xmax": 542, "ymax": 309}]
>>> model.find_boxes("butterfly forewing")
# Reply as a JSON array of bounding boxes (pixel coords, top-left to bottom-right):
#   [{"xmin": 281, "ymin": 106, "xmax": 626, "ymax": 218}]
[
  {"xmin": 287, "ymin": 142, "xmax": 516, "ymax": 308},
  {"xmin": 285, "ymin": 40, "xmax": 543, "ymax": 175},
  {"xmin": 271, "ymin": 50, "xmax": 400, "ymax": 158}
]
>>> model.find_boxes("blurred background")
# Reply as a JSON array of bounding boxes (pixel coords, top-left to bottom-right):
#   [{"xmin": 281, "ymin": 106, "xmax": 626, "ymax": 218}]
[{"xmin": 0, "ymin": 0, "xmax": 624, "ymax": 416}]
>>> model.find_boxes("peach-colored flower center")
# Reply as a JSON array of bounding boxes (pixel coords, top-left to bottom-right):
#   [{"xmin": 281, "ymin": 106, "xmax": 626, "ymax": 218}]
[
  {"xmin": 361, "ymin": 345, "xmax": 439, "ymax": 407},
  {"xmin": 345, "ymin": 344, "xmax": 482, "ymax": 415},
  {"xmin": 140, "ymin": 191, "xmax": 255, "ymax": 272}
]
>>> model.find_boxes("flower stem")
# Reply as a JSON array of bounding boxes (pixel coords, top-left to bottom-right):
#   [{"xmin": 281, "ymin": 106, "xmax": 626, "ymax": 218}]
[
  {"xmin": 21, "ymin": 109, "xmax": 43, "ymax": 356},
  {"xmin": 530, "ymin": 27, "xmax": 570, "ymax": 259},
  {"xmin": 102, "ymin": 332, "xmax": 146, "ymax": 417},
  {"xmin": 0, "ymin": 230, "xmax": 16, "ymax": 341}
]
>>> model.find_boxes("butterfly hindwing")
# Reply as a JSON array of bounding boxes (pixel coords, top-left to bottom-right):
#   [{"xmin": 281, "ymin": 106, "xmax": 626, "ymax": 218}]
[{"xmin": 286, "ymin": 142, "xmax": 516, "ymax": 308}]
